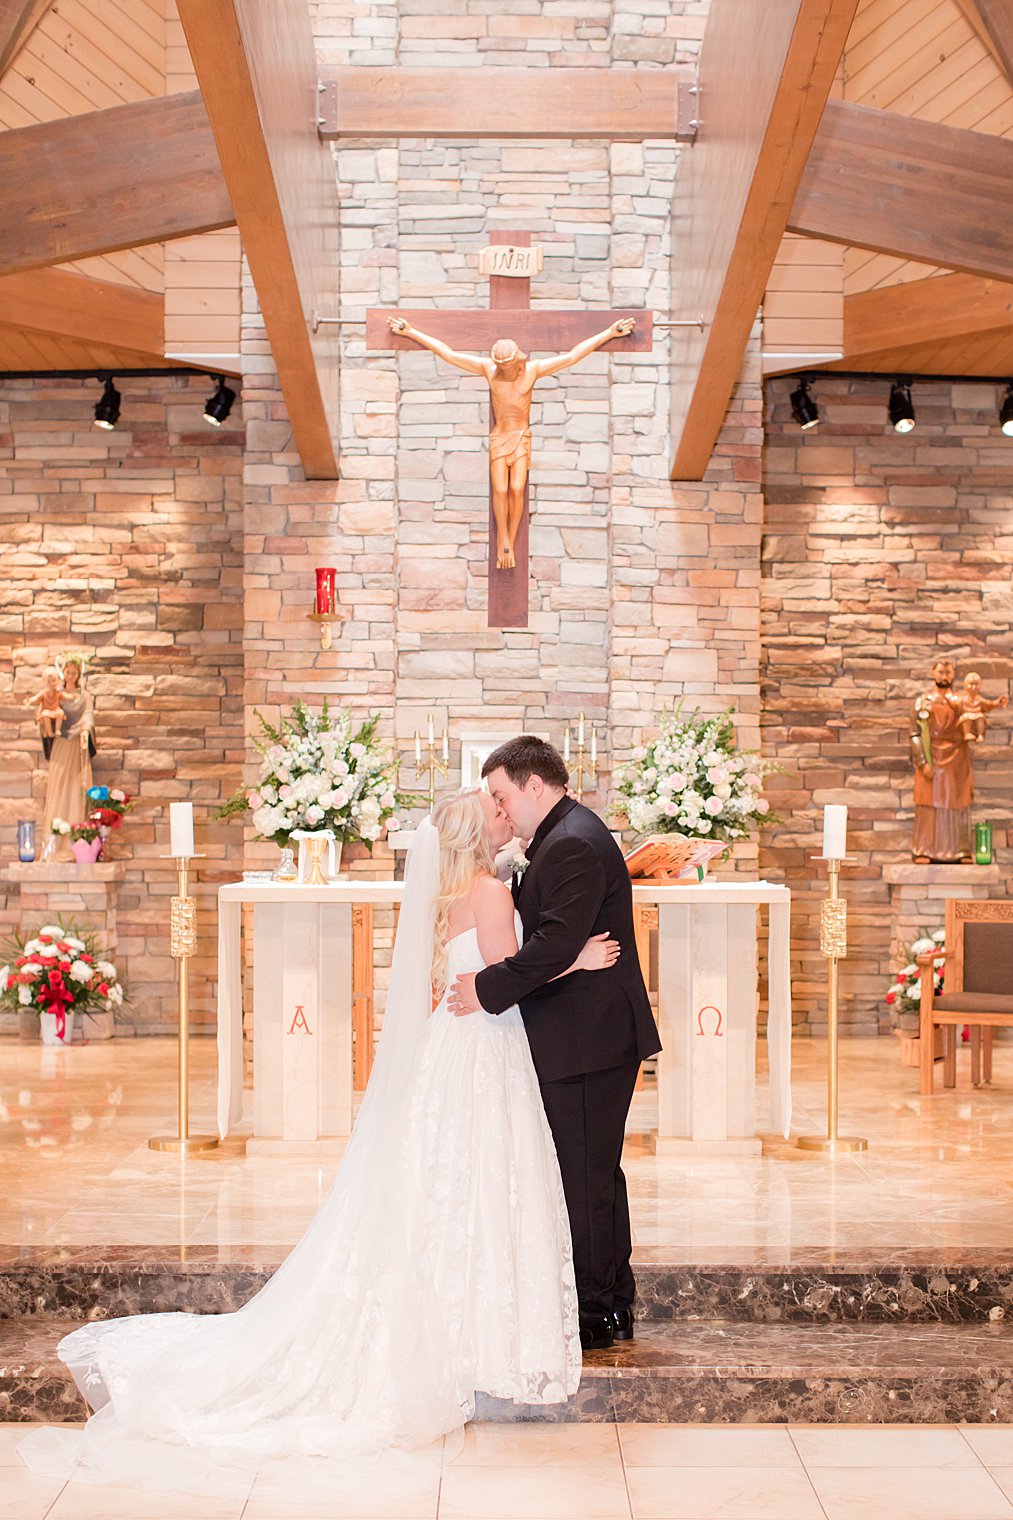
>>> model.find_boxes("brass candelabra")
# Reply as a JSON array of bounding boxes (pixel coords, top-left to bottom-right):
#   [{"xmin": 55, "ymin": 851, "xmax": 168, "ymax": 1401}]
[
  {"xmin": 796, "ymin": 856, "xmax": 868, "ymax": 1154},
  {"xmin": 413, "ymin": 715, "xmax": 450, "ymax": 811},
  {"xmin": 562, "ymin": 712, "xmax": 598, "ymax": 800},
  {"xmin": 149, "ymin": 855, "xmax": 219, "ymax": 1154}
]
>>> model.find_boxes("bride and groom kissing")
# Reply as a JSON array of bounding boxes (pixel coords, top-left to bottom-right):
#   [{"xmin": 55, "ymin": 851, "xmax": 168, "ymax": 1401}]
[{"xmin": 21, "ymin": 735, "xmax": 662, "ymax": 1488}]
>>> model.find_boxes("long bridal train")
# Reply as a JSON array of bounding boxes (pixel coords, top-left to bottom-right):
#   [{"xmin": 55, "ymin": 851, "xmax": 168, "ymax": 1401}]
[{"xmin": 20, "ymin": 822, "xmax": 579, "ymax": 1496}]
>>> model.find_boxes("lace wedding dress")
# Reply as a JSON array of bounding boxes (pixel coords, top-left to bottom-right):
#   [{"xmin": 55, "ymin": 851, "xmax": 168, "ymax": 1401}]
[{"xmin": 21, "ymin": 824, "xmax": 580, "ymax": 1496}]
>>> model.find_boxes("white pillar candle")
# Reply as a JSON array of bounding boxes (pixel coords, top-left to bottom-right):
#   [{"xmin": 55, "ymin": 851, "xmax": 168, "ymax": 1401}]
[
  {"xmin": 578, "ymin": 712, "xmax": 585, "ymax": 748},
  {"xmin": 170, "ymin": 801, "xmax": 195, "ymax": 859},
  {"xmin": 414, "ymin": 731, "xmax": 421, "ymax": 765},
  {"xmin": 822, "ymin": 804, "xmax": 847, "ymax": 859},
  {"xmin": 591, "ymin": 728, "xmax": 597, "ymax": 766},
  {"xmin": 427, "ymin": 713, "xmax": 434, "ymax": 745},
  {"xmin": 442, "ymin": 727, "xmax": 449, "ymax": 763},
  {"xmin": 563, "ymin": 729, "xmax": 571, "ymax": 763}
]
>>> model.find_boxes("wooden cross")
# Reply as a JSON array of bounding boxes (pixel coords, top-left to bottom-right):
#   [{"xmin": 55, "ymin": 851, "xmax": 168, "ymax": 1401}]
[{"xmin": 367, "ymin": 230, "xmax": 653, "ymax": 628}]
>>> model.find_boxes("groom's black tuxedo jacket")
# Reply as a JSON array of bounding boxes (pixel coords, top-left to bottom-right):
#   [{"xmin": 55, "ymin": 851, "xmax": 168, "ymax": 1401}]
[{"xmin": 475, "ymin": 796, "xmax": 662, "ymax": 1084}]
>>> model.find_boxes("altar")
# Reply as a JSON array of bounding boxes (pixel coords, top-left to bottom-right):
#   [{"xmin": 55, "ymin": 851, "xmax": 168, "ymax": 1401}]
[{"xmin": 217, "ymin": 879, "xmax": 791, "ymax": 1154}]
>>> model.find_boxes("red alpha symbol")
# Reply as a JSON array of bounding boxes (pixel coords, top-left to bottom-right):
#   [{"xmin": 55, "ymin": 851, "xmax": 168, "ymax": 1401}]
[
  {"xmin": 288, "ymin": 1004, "xmax": 312, "ymax": 1035},
  {"xmin": 696, "ymin": 1005, "xmax": 723, "ymax": 1037}
]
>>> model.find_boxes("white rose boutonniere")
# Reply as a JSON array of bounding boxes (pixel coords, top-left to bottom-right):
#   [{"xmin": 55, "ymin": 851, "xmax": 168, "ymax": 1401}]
[{"xmin": 511, "ymin": 852, "xmax": 530, "ymax": 882}]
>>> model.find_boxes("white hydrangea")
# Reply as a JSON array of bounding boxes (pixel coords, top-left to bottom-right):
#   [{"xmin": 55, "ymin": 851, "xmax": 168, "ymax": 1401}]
[{"xmin": 911, "ymin": 937, "xmax": 935, "ymax": 956}]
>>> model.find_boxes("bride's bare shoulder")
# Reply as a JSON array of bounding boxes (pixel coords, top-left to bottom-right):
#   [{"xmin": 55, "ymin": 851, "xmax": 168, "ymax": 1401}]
[{"xmin": 471, "ymin": 872, "xmax": 512, "ymax": 905}]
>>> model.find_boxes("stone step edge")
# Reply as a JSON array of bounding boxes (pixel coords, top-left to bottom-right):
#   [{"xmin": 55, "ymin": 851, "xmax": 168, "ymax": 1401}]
[
  {"xmin": 6, "ymin": 1318, "xmax": 1013, "ymax": 1426},
  {"xmin": 4, "ymin": 1259, "xmax": 1012, "ymax": 1324}
]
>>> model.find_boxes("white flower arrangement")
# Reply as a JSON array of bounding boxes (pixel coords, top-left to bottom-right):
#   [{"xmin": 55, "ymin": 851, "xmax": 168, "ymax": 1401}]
[
  {"xmin": 613, "ymin": 704, "xmax": 781, "ymax": 842},
  {"xmin": 884, "ymin": 927, "xmax": 946, "ymax": 1018},
  {"xmin": 218, "ymin": 699, "xmax": 410, "ymax": 847},
  {"xmin": 0, "ymin": 922, "xmax": 126, "ymax": 1031}
]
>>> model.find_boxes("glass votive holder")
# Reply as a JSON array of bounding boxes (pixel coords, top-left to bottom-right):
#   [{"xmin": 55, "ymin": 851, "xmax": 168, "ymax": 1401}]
[{"xmin": 17, "ymin": 820, "xmax": 35, "ymax": 863}]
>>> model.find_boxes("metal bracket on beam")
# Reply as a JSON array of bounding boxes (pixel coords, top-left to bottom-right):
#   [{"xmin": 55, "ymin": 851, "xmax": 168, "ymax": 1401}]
[
  {"xmin": 677, "ymin": 79, "xmax": 699, "ymax": 143},
  {"xmin": 656, "ymin": 318, "xmax": 708, "ymax": 330}
]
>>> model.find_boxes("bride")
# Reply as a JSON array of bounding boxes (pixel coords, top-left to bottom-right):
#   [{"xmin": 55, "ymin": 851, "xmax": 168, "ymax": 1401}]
[{"xmin": 21, "ymin": 788, "xmax": 619, "ymax": 1494}]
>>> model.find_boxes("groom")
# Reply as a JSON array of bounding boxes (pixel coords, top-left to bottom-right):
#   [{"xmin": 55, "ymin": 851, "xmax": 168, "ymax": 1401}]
[{"xmin": 448, "ymin": 735, "xmax": 661, "ymax": 1352}]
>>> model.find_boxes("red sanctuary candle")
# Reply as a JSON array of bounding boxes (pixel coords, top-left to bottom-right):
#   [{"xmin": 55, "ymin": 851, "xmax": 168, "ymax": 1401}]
[{"xmin": 315, "ymin": 567, "xmax": 336, "ymax": 615}]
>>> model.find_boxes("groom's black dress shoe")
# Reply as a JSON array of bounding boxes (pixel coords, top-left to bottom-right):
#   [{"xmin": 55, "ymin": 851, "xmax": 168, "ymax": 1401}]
[
  {"xmin": 612, "ymin": 1306, "xmax": 635, "ymax": 1342},
  {"xmin": 580, "ymin": 1317, "xmax": 615, "ymax": 1352}
]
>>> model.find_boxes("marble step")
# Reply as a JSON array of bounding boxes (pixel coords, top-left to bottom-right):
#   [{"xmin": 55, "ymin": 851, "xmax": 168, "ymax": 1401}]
[
  {"xmin": 3, "ymin": 1250, "xmax": 1013, "ymax": 1324},
  {"xmin": 6, "ymin": 1316, "xmax": 1013, "ymax": 1426}
]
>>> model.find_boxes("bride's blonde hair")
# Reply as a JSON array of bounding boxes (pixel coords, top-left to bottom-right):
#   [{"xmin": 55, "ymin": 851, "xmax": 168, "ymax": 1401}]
[{"xmin": 431, "ymin": 789, "xmax": 495, "ymax": 997}]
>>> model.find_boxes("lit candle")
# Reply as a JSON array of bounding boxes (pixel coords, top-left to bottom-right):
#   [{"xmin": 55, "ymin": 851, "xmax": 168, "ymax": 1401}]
[
  {"xmin": 822, "ymin": 804, "xmax": 847, "ymax": 860},
  {"xmin": 314, "ymin": 566, "xmax": 336, "ymax": 616},
  {"xmin": 169, "ymin": 801, "xmax": 194, "ymax": 859},
  {"xmin": 415, "ymin": 731, "xmax": 421, "ymax": 765},
  {"xmin": 578, "ymin": 712, "xmax": 585, "ymax": 748},
  {"xmin": 427, "ymin": 713, "xmax": 434, "ymax": 746},
  {"xmin": 591, "ymin": 727, "xmax": 597, "ymax": 767},
  {"xmin": 442, "ymin": 727, "xmax": 449, "ymax": 763}
]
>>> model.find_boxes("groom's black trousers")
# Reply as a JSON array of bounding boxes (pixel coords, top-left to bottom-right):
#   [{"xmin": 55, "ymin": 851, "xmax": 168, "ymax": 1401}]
[{"xmin": 538, "ymin": 1060, "xmax": 641, "ymax": 1327}]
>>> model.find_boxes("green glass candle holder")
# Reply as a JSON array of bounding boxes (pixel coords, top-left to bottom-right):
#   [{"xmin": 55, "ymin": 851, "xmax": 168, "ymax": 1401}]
[{"xmin": 974, "ymin": 821, "xmax": 993, "ymax": 865}]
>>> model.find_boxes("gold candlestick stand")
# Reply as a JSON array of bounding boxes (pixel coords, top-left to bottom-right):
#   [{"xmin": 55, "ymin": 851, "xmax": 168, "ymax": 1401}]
[
  {"xmin": 149, "ymin": 856, "xmax": 219, "ymax": 1154},
  {"xmin": 563, "ymin": 712, "xmax": 598, "ymax": 800},
  {"xmin": 797, "ymin": 856, "xmax": 868, "ymax": 1154},
  {"xmin": 412, "ymin": 717, "xmax": 450, "ymax": 811}
]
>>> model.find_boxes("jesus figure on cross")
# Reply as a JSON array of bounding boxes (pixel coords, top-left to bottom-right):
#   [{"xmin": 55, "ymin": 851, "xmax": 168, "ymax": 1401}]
[{"xmin": 386, "ymin": 314, "xmax": 635, "ymax": 570}]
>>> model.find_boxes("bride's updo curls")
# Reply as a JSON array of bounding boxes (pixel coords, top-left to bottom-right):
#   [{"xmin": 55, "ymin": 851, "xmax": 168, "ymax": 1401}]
[{"xmin": 430, "ymin": 789, "xmax": 496, "ymax": 997}]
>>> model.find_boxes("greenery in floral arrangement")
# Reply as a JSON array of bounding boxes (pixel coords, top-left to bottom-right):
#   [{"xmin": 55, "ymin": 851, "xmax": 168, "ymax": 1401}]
[
  {"xmin": 51, "ymin": 818, "xmax": 101, "ymax": 844},
  {"xmin": 217, "ymin": 699, "xmax": 412, "ymax": 847},
  {"xmin": 884, "ymin": 927, "xmax": 946, "ymax": 1017},
  {"xmin": 0, "ymin": 922, "xmax": 126, "ymax": 1036},
  {"xmin": 612, "ymin": 703, "xmax": 782, "ymax": 842}
]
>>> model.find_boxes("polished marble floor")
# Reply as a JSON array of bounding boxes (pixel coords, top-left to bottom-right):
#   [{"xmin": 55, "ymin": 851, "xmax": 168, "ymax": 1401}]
[
  {"xmin": 3, "ymin": 1033, "xmax": 1013, "ymax": 1258},
  {"xmin": 7, "ymin": 1421, "xmax": 1013, "ymax": 1519}
]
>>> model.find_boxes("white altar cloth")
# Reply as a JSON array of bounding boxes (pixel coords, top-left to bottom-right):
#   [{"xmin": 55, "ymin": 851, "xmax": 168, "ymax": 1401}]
[{"xmin": 217, "ymin": 878, "xmax": 791, "ymax": 1151}]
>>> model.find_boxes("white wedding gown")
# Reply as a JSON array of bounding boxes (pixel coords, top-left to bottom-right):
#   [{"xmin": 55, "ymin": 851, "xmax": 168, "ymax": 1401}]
[{"xmin": 20, "ymin": 902, "xmax": 580, "ymax": 1496}]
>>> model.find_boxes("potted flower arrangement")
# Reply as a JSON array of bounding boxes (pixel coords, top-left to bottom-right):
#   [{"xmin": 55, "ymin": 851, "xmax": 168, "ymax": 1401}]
[
  {"xmin": 218, "ymin": 700, "xmax": 409, "ymax": 869},
  {"xmin": 0, "ymin": 923, "xmax": 126, "ymax": 1045},
  {"xmin": 51, "ymin": 817, "xmax": 102, "ymax": 864},
  {"xmin": 85, "ymin": 786, "xmax": 133, "ymax": 857},
  {"xmin": 612, "ymin": 704, "xmax": 780, "ymax": 867},
  {"xmin": 885, "ymin": 927, "xmax": 946, "ymax": 1036}
]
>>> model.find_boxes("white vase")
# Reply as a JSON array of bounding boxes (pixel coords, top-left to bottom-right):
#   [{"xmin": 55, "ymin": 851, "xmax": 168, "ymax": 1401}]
[{"xmin": 40, "ymin": 1009, "xmax": 75, "ymax": 1046}]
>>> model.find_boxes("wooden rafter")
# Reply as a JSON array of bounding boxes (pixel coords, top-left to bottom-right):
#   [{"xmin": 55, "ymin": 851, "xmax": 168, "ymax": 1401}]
[
  {"xmin": 318, "ymin": 66, "xmax": 698, "ymax": 141},
  {"xmin": 0, "ymin": 268, "xmax": 163, "ymax": 355},
  {"xmin": 843, "ymin": 272, "xmax": 1013, "ymax": 364},
  {"xmin": 0, "ymin": 0, "xmax": 53, "ymax": 76},
  {"xmin": 0, "ymin": 93, "xmax": 235, "ymax": 277},
  {"xmin": 956, "ymin": 0, "xmax": 1013, "ymax": 77},
  {"xmin": 669, "ymin": 0, "xmax": 860, "ymax": 482},
  {"xmin": 790, "ymin": 100, "xmax": 1013, "ymax": 282},
  {"xmin": 176, "ymin": 0, "xmax": 340, "ymax": 480}
]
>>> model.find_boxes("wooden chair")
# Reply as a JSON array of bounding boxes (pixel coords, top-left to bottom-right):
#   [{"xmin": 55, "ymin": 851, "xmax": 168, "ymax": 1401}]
[{"xmin": 919, "ymin": 899, "xmax": 1013, "ymax": 1095}]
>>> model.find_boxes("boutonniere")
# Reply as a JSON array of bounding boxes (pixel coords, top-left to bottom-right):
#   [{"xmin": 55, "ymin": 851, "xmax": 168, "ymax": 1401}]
[{"xmin": 511, "ymin": 853, "xmax": 529, "ymax": 881}]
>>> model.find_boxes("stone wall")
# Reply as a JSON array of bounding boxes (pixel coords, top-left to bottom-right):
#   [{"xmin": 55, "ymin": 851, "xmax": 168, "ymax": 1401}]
[
  {"xmin": 762, "ymin": 375, "xmax": 1013, "ymax": 1032},
  {"xmin": 0, "ymin": 375, "xmax": 244, "ymax": 1034}
]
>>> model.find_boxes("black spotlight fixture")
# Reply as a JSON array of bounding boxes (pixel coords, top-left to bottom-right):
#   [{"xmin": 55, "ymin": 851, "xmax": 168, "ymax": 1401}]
[
  {"xmin": 93, "ymin": 376, "xmax": 121, "ymax": 431},
  {"xmin": 789, "ymin": 376, "xmax": 820, "ymax": 430},
  {"xmin": 203, "ymin": 376, "xmax": 236, "ymax": 427},
  {"xmin": 1000, "ymin": 384, "xmax": 1013, "ymax": 437},
  {"xmin": 888, "ymin": 379, "xmax": 915, "ymax": 434}
]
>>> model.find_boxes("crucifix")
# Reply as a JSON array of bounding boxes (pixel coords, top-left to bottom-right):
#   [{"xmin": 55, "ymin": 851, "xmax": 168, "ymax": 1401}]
[{"xmin": 366, "ymin": 230, "xmax": 653, "ymax": 628}]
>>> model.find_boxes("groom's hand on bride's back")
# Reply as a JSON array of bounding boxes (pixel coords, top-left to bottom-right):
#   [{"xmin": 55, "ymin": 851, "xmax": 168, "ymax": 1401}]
[{"xmin": 449, "ymin": 972, "xmax": 482, "ymax": 1017}]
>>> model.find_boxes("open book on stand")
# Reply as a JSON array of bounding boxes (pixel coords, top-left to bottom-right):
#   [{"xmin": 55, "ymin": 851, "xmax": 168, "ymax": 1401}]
[{"xmin": 624, "ymin": 834, "xmax": 728, "ymax": 882}]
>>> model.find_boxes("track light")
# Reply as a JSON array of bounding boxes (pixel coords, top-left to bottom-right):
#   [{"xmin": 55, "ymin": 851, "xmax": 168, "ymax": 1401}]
[
  {"xmin": 203, "ymin": 376, "xmax": 236, "ymax": 427},
  {"xmin": 889, "ymin": 380, "xmax": 915, "ymax": 433},
  {"xmin": 93, "ymin": 376, "xmax": 120, "ymax": 431},
  {"xmin": 789, "ymin": 377, "xmax": 820, "ymax": 430},
  {"xmin": 1000, "ymin": 384, "xmax": 1013, "ymax": 436}
]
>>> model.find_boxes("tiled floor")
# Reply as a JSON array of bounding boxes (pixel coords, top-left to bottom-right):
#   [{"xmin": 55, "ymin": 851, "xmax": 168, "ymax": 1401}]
[
  {"xmin": 7, "ymin": 1422, "xmax": 1013, "ymax": 1519},
  {"xmin": 3, "ymin": 1033, "xmax": 1013, "ymax": 1257}
]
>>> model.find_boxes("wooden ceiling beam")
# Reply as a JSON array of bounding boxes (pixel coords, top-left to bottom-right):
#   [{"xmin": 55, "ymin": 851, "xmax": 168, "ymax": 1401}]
[
  {"xmin": 668, "ymin": 0, "xmax": 859, "ymax": 481},
  {"xmin": 790, "ymin": 99, "xmax": 1013, "ymax": 281},
  {"xmin": 319, "ymin": 66, "xmax": 698, "ymax": 140},
  {"xmin": 843, "ymin": 271, "xmax": 1013, "ymax": 363},
  {"xmin": 176, "ymin": 0, "xmax": 340, "ymax": 480},
  {"xmin": 0, "ymin": 92, "xmax": 235, "ymax": 276},
  {"xmin": 0, "ymin": 267, "xmax": 163, "ymax": 354},
  {"xmin": 956, "ymin": 0, "xmax": 1013, "ymax": 78},
  {"xmin": 0, "ymin": 0, "xmax": 54, "ymax": 76}
]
